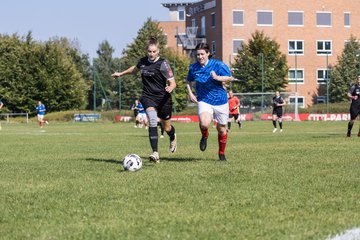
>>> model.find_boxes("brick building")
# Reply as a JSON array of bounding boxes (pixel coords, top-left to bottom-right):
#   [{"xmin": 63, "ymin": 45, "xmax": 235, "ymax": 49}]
[{"xmin": 160, "ymin": 0, "xmax": 360, "ymax": 107}]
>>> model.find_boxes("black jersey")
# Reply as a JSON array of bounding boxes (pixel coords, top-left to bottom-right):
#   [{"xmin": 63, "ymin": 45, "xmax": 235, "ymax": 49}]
[
  {"xmin": 273, "ymin": 96, "xmax": 284, "ymax": 109},
  {"xmin": 136, "ymin": 57, "xmax": 174, "ymax": 99},
  {"xmin": 348, "ymin": 83, "xmax": 360, "ymax": 106}
]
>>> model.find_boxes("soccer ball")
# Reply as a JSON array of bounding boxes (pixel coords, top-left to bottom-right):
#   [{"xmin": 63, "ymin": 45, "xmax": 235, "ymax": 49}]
[{"xmin": 123, "ymin": 154, "xmax": 142, "ymax": 172}]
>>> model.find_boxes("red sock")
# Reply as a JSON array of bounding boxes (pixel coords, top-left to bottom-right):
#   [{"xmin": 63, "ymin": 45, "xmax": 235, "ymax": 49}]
[
  {"xmin": 200, "ymin": 128, "xmax": 209, "ymax": 138},
  {"xmin": 218, "ymin": 133, "xmax": 228, "ymax": 155},
  {"xmin": 39, "ymin": 122, "xmax": 42, "ymax": 127}
]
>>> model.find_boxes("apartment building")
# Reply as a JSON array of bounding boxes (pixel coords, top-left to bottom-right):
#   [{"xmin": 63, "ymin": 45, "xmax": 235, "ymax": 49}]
[{"xmin": 161, "ymin": 0, "xmax": 360, "ymax": 107}]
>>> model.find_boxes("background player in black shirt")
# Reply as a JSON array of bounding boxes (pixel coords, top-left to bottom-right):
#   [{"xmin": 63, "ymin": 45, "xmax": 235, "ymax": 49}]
[
  {"xmin": 346, "ymin": 75, "xmax": 360, "ymax": 137},
  {"xmin": 112, "ymin": 37, "xmax": 177, "ymax": 163},
  {"xmin": 272, "ymin": 91, "xmax": 286, "ymax": 133}
]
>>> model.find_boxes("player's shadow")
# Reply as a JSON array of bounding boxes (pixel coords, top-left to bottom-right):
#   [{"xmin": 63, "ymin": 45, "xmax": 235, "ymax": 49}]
[
  {"xmin": 159, "ymin": 156, "xmax": 199, "ymax": 162},
  {"xmin": 86, "ymin": 158, "xmax": 121, "ymax": 164}
]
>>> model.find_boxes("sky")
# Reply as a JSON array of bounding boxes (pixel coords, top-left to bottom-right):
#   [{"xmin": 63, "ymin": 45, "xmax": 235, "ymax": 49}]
[{"xmin": 0, "ymin": 0, "xmax": 198, "ymax": 60}]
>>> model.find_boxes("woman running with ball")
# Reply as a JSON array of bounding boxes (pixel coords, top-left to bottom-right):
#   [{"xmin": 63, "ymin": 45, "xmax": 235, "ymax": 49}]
[{"xmin": 112, "ymin": 37, "xmax": 177, "ymax": 163}]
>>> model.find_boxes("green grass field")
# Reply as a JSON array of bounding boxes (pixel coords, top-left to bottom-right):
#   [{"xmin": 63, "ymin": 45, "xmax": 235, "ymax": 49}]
[{"xmin": 1, "ymin": 121, "xmax": 359, "ymax": 240}]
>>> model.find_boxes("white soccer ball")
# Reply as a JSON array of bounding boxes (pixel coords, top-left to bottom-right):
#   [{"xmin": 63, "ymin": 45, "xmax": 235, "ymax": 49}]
[{"xmin": 123, "ymin": 154, "xmax": 142, "ymax": 172}]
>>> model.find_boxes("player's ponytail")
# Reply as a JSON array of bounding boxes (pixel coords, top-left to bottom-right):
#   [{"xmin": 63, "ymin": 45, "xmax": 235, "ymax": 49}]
[{"xmin": 147, "ymin": 37, "xmax": 159, "ymax": 48}]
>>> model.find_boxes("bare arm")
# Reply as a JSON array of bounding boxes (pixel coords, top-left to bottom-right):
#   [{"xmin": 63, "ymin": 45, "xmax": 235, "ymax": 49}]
[
  {"xmin": 111, "ymin": 65, "xmax": 138, "ymax": 78},
  {"xmin": 211, "ymin": 71, "xmax": 234, "ymax": 82},
  {"xmin": 186, "ymin": 82, "xmax": 197, "ymax": 103},
  {"xmin": 165, "ymin": 79, "xmax": 176, "ymax": 93}
]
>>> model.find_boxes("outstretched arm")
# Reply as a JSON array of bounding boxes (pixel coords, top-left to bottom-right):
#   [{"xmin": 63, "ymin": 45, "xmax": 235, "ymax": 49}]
[{"xmin": 112, "ymin": 65, "xmax": 138, "ymax": 78}]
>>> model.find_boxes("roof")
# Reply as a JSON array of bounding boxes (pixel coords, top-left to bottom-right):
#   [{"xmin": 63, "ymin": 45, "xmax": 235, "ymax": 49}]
[{"xmin": 161, "ymin": 2, "xmax": 196, "ymax": 8}]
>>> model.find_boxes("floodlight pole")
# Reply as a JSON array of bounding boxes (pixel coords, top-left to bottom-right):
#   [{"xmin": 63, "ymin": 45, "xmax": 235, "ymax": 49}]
[
  {"xmin": 118, "ymin": 77, "xmax": 122, "ymax": 112},
  {"xmin": 357, "ymin": 50, "xmax": 360, "ymax": 75},
  {"xmin": 261, "ymin": 53, "xmax": 264, "ymax": 112},
  {"xmin": 294, "ymin": 52, "xmax": 300, "ymax": 121},
  {"xmin": 326, "ymin": 52, "xmax": 329, "ymax": 114},
  {"xmin": 93, "ymin": 63, "xmax": 96, "ymax": 112},
  {"xmin": 173, "ymin": 56, "xmax": 177, "ymax": 115}
]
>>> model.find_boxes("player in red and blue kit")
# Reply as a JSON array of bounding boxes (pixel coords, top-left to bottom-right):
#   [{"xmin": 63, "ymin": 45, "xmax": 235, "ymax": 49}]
[
  {"xmin": 36, "ymin": 101, "xmax": 48, "ymax": 128},
  {"xmin": 186, "ymin": 43, "xmax": 234, "ymax": 161},
  {"xmin": 136, "ymin": 101, "xmax": 148, "ymax": 129}
]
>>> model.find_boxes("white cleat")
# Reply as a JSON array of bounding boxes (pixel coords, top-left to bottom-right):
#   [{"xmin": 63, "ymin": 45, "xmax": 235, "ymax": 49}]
[
  {"xmin": 273, "ymin": 128, "xmax": 277, "ymax": 133},
  {"xmin": 149, "ymin": 151, "xmax": 160, "ymax": 163},
  {"xmin": 280, "ymin": 129, "xmax": 283, "ymax": 133},
  {"xmin": 169, "ymin": 134, "xmax": 177, "ymax": 153}
]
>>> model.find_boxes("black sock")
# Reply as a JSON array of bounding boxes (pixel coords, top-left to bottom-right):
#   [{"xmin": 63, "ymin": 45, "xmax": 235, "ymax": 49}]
[
  {"xmin": 279, "ymin": 122, "xmax": 283, "ymax": 129},
  {"xmin": 149, "ymin": 127, "xmax": 158, "ymax": 152},
  {"xmin": 160, "ymin": 123, "xmax": 164, "ymax": 135},
  {"xmin": 348, "ymin": 122, "xmax": 354, "ymax": 132},
  {"xmin": 272, "ymin": 121, "xmax": 277, "ymax": 128},
  {"xmin": 227, "ymin": 122, "xmax": 231, "ymax": 129},
  {"xmin": 166, "ymin": 125, "xmax": 176, "ymax": 141}
]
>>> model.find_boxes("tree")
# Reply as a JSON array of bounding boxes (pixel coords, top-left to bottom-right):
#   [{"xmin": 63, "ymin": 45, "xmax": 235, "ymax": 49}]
[
  {"xmin": 0, "ymin": 32, "xmax": 88, "ymax": 113},
  {"xmin": 329, "ymin": 36, "xmax": 360, "ymax": 103},
  {"xmin": 231, "ymin": 31, "xmax": 288, "ymax": 93},
  {"xmin": 92, "ymin": 40, "xmax": 117, "ymax": 110}
]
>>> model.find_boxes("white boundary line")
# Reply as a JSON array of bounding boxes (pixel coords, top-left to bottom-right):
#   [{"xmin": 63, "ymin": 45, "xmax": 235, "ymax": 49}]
[{"xmin": 325, "ymin": 228, "xmax": 360, "ymax": 240}]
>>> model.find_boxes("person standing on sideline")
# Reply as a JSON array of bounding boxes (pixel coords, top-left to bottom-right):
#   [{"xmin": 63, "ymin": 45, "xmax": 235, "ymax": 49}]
[
  {"xmin": 131, "ymin": 99, "xmax": 140, "ymax": 128},
  {"xmin": 36, "ymin": 101, "xmax": 48, "ymax": 128},
  {"xmin": 272, "ymin": 91, "xmax": 285, "ymax": 133},
  {"xmin": 186, "ymin": 43, "xmax": 234, "ymax": 161},
  {"xmin": 111, "ymin": 37, "xmax": 177, "ymax": 163},
  {"xmin": 346, "ymin": 75, "xmax": 360, "ymax": 137},
  {"xmin": 228, "ymin": 90, "xmax": 242, "ymax": 130}
]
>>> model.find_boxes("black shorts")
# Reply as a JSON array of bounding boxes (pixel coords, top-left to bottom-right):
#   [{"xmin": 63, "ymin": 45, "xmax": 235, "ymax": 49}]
[
  {"xmin": 229, "ymin": 113, "xmax": 239, "ymax": 120},
  {"xmin": 272, "ymin": 108, "xmax": 283, "ymax": 118},
  {"xmin": 140, "ymin": 95, "xmax": 172, "ymax": 120},
  {"xmin": 350, "ymin": 104, "xmax": 360, "ymax": 120}
]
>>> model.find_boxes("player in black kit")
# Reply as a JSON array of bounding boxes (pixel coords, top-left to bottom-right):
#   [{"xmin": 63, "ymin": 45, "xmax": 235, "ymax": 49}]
[
  {"xmin": 272, "ymin": 91, "xmax": 286, "ymax": 133},
  {"xmin": 112, "ymin": 37, "xmax": 177, "ymax": 162},
  {"xmin": 346, "ymin": 75, "xmax": 360, "ymax": 137}
]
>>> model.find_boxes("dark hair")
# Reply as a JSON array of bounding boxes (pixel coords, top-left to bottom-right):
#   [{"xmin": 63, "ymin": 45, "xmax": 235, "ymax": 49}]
[
  {"xmin": 195, "ymin": 43, "xmax": 212, "ymax": 58},
  {"xmin": 147, "ymin": 37, "xmax": 159, "ymax": 48}
]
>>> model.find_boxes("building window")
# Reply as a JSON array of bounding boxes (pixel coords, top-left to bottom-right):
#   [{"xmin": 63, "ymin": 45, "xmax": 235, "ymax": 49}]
[
  {"xmin": 316, "ymin": 12, "xmax": 332, "ymax": 27},
  {"xmin": 178, "ymin": 10, "xmax": 185, "ymax": 21},
  {"xmin": 289, "ymin": 96, "xmax": 305, "ymax": 108},
  {"xmin": 200, "ymin": 16, "xmax": 206, "ymax": 36},
  {"xmin": 317, "ymin": 41, "xmax": 332, "ymax": 55},
  {"xmin": 233, "ymin": 40, "xmax": 244, "ymax": 54},
  {"xmin": 344, "ymin": 12, "xmax": 350, "ymax": 27},
  {"xmin": 211, "ymin": 41, "xmax": 216, "ymax": 54},
  {"xmin": 316, "ymin": 96, "xmax": 326, "ymax": 104},
  {"xmin": 257, "ymin": 11, "xmax": 273, "ymax": 26},
  {"xmin": 317, "ymin": 69, "xmax": 331, "ymax": 84},
  {"xmin": 288, "ymin": 69, "xmax": 304, "ymax": 84},
  {"xmin": 191, "ymin": 19, "xmax": 196, "ymax": 28},
  {"xmin": 233, "ymin": 10, "xmax": 244, "ymax": 25},
  {"xmin": 288, "ymin": 11, "xmax": 304, "ymax": 26},
  {"xmin": 288, "ymin": 40, "xmax": 304, "ymax": 55},
  {"xmin": 211, "ymin": 12, "xmax": 216, "ymax": 28}
]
